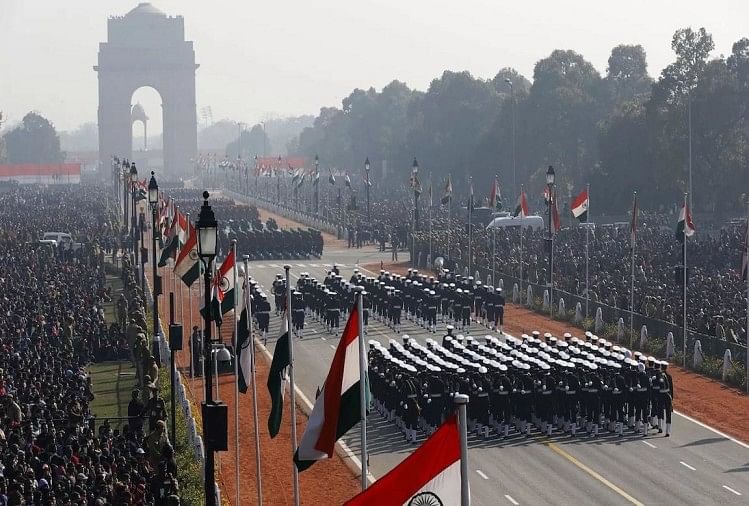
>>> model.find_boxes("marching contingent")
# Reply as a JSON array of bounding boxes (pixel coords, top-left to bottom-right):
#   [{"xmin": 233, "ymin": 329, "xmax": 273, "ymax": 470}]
[{"xmin": 247, "ymin": 264, "xmax": 674, "ymax": 443}]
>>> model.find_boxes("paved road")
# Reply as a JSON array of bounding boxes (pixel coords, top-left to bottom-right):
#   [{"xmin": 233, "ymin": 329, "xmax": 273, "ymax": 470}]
[{"xmin": 244, "ymin": 244, "xmax": 749, "ymax": 505}]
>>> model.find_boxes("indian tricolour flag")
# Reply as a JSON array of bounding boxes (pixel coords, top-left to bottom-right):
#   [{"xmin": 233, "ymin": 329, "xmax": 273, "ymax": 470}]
[
  {"xmin": 236, "ymin": 281, "xmax": 253, "ymax": 394},
  {"xmin": 344, "ymin": 415, "xmax": 462, "ymax": 506},
  {"xmin": 571, "ymin": 188, "xmax": 589, "ymax": 222},
  {"xmin": 295, "ymin": 304, "xmax": 365, "ymax": 471},
  {"xmin": 174, "ymin": 230, "xmax": 201, "ymax": 287},
  {"xmin": 513, "ymin": 191, "xmax": 529, "ymax": 218},
  {"xmin": 675, "ymin": 202, "xmax": 696, "ymax": 242},
  {"xmin": 216, "ymin": 248, "xmax": 239, "ymax": 315}
]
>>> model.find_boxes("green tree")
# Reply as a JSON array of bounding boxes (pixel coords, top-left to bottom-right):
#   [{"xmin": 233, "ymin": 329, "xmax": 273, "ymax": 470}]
[
  {"xmin": 605, "ymin": 44, "xmax": 652, "ymax": 108},
  {"xmin": 646, "ymin": 28, "xmax": 716, "ymax": 210},
  {"xmin": 3, "ymin": 112, "xmax": 64, "ymax": 164},
  {"xmin": 524, "ymin": 49, "xmax": 604, "ymax": 186},
  {"xmin": 225, "ymin": 124, "xmax": 271, "ymax": 159}
]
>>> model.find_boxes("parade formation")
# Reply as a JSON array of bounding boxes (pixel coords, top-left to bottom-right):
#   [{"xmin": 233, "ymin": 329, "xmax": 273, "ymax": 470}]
[{"xmin": 4, "ymin": 2, "xmax": 749, "ymax": 503}]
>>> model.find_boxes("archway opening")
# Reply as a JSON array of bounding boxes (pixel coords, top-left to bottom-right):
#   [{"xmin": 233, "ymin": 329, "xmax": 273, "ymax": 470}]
[{"xmin": 130, "ymin": 86, "xmax": 163, "ymax": 169}]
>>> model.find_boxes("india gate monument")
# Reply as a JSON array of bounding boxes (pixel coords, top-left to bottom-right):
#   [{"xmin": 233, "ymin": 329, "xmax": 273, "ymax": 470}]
[{"xmin": 95, "ymin": 3, "xmax": 198, "ymax": 176}]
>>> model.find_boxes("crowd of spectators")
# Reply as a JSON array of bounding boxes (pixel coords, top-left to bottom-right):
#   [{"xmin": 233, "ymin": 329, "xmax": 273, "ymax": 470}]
[
  {"xmin": 415, "ymin": 209, "xmax": 747, "ymax": 344},
  {"xmin": 228, "ymin": 171, "xmax": 746, "ymax": 344},
  {"xmin": 0, "ymin": 186, "xmax": 179, "ymax": 505}
]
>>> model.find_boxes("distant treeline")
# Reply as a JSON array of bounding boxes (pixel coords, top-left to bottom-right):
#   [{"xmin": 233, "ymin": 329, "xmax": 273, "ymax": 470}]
[{"xmin": 288, "ymin": 28, "xmax": 749, "ymax": 215}]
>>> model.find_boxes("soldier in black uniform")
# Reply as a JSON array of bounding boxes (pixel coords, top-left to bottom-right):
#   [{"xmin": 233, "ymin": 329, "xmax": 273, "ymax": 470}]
[
  {"xmin": 390, "ymin": 289, "xmax": 403, "ymax": 333},
  {"xmin": 255, "ymin": 293, "xmax": 271, "ymax": 344},
  {"xmin": 326, "ymin": 290, "xmax": 341, "ymax": 336},
  {"xmin": 494, "ymin": 287, "xmax": 506, "ymax": 333},
  {"xmin": 291, "ymin": 289, "xmax": 305, "ymax": 338},
  {"xmin": 272, "ymin": 274, "xmax": 285, "ymax": 315},
  {"xmin": 657, "ymin": 361, "xmax": 674, "ymax": 437}
]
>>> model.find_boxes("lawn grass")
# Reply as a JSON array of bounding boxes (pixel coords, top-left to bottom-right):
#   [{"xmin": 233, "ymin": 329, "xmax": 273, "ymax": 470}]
[{"xmin": 88, "ymin": 361, "xmax": 138, "ymax": 431}]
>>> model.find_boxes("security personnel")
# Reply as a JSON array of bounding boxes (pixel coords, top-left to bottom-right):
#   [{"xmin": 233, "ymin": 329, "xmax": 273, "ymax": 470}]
[
  {"xmin": 390, "ymin": 289, "xmax": 404, "ymax": 333},
  {"xmin": 272, "ymin": 274, "xmax": 285, "ymax": 315},
  {"xmin": 495, "ymin": 287, "xmax": 506, "ymax": 333},
  {"xmin": 256, "ymin": 293, "xmax": 272, "ymax": 344},
  {"xmin": 291, "ymin": 289, "xmax": 305, "ymax": 338}
]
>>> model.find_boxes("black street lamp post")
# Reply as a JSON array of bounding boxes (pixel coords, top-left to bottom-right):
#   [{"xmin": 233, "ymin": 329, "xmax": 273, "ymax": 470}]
[
  {"xmin": 546, "ymin": 165, "xmax": 555, "ymax": 287},
  {"xmin": 365, "ymin": 157, "xmax": 371, "ymax": 222},
  {"xmin": 129, "ymin": 163, "xmax": 139, "ymax": 270},
  {"xmin": 197, "ymin": 191, "xmax": 220, "ymax": 506},
  {"xmin": 123, "ymin": 161, "xmax": 129, "ymax": 231},
  {"xmin": 148, "ymin": 171, "xmax": 161, "ymax": 364}
]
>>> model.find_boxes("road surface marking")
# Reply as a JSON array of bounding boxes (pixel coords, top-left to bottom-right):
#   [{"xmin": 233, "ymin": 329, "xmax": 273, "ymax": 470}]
[
  {"xmin": 641, "ymin": 441, "xmax": 657, "ymax": 449},
  {"xmin": 547, "ymin": 442, "xmax": 644, "ymax": 506},
  {"xmin": 306, "ymin": 328, "xmax": 317, "ymax": 334},
  {"xmin": 680, "ymin": 461, "xmax": 696, "ymax": 471},
  {"xmin": 674, "ymin": 410, "xmax": 749, "ymax": 450},
  {"xmin": 504, "ymin": 494, "xmax": 519, "ymax": 505},
  {"xmin": 270, "ymin": 264, "xmax": 280, "ymax": 268},
  {"xmin": 329, "ymin": 344, "xmax": 335, "ymax": 350},
  {"xmin": 309, "ymin": 263, "xmax": 319, "ymax": 267},
  {"xmin": 295, "ymin": 263, "xmax": 305, "ymax": 267},
  {"xmin": 476, "ymin": 470, "xmax": 489, "ymax": 480},
  {"xmin": 722, "ymin": 485, "xmax": 742, "ymax": 496},
  {"xmin": 320, "ymin": 336, "xmax": 326, "ymax": 341}
]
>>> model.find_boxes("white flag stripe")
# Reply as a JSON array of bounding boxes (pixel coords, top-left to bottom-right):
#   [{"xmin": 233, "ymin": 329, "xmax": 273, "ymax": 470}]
[{"xmin": 402, "ymin": 460, "xmax": 461, "ymax": 506}]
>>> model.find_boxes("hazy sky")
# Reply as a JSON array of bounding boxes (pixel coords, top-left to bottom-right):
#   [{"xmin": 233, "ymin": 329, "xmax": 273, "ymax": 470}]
[{"xmin": 1, "ymin": 0, "xmax": 747, "ymax": 135}]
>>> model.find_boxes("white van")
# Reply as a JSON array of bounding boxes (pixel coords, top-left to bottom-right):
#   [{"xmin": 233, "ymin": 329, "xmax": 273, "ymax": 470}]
[
  {"xmin": 486, "ymin": 215, "xmax": 545, "ymax": 231},
  {"xmin": 42, "ymin": 232, "xmax": 83, "ymax": 250}
]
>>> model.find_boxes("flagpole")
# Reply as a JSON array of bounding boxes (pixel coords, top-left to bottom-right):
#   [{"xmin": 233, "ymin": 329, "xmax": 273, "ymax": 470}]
[
  {"xmin": 744, "ymin": 197, "xmax": 748, "ymax": 394},
  {"xmin": 447, "ymin": 183, "xmax": 452, "ymax": 262},
  {"xmin": 177, "ymin": 206, "xmax": 184, "ymax": 329},
  {"xmin": 682, "ymin": 192, "xmax": 688, "ymax": 367},
  {"xmin": 492, "ymin": 174, "xmax": 496, "ymax": 286},
  {"xmin": 243, "ymin": 255, "xmax": 263, "ymax": 505},
  {"xmin": 187, "ymin": 213, "xmax": 194, "ymax": 383},
  {"xmin": 454, "ymin": 394, "xmax": 470, "ymax": 506},
  {"xmin": 355, "ymin": 286, "xmax": 368, "ymax": 490},
  {"xmin": 468, "ymin": 176, "xmax": 473, "ymax": 277},
  {"xmin": 230, "ymin": 241, "xmax": 240, "ymax": 506},
  {"xmin": 630, "ymin": 191, "xmax": 636, "ymax": 349},
  {"xmin": 428, "ymin": 174, "xmax": 433, "ymax": 267},
  {"xmin": 519, "ymin": 184, "xmax": 524, "ymax": 297},
  {"xmin": 585, "ymin": 183, "xmax": 590, "ymax": 319},
  {"xmin": 284, "ymin": 264, "xmax": 300, "ymax": 506}
]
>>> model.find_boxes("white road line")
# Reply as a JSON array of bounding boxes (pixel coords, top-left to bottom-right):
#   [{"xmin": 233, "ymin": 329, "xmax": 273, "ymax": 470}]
[
  {"xmin": 722, "ymin": 485, "xmax": 742, "ymax": 496},
  {"xmin": 270, "ymin": 263, "xmax": 280, "ymax": 268},
  {"xmin": 476, "ymin": 470, "xmax": 489, "ymax": 480},
  {"xmin": 680, "ymin": 461, "xmax": 696, "ymax": 471},
  {"xmin": 329, "ymin": 344, "xmax": 335, "ymax": 350},
  {"xmin": 309, "ymin": 263, "xmax": 319, "ymax": 267},
  {"xmin": 642, "ymin": 441, "xmax": 657, "ymax": 449},
  {"xmin": 674, "ymin": 410, "xmax": 749, "ymax": 450},
  {"xmin": 295, "ymin": 263, "xmax": 305, "ymax": 267},
  {"xmin": 320, "ymin": 336, "xmax": 326, "ymax": 341},
  {"xmin": 504, "ymin": 494, "xmax": 519, "ymax": 505}
]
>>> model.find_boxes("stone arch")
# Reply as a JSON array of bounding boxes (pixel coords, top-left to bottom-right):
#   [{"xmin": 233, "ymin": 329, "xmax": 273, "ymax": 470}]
[{"xmin": 95, "ymin": 3, "xmax": 198, "ymax": 175}]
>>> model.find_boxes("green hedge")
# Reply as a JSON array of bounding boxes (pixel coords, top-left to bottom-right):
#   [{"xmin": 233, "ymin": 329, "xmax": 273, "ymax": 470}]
[{"xmin": 159, "ymin": 359, "xmax": 203, "ymax": 504}]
